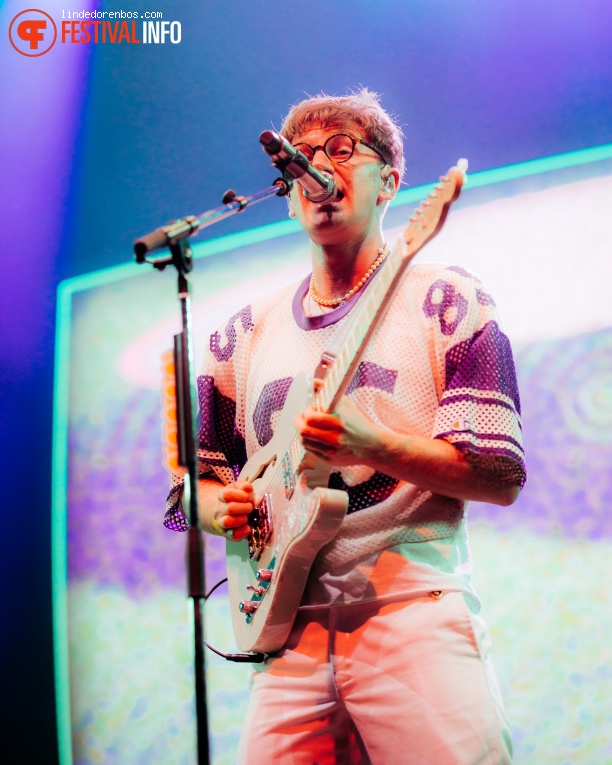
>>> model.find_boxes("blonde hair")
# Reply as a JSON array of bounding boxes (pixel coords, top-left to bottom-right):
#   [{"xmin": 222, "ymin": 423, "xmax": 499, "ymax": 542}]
[{"xmin": 280, "ymin": 87, "xmax": 405, "ymax": 178}]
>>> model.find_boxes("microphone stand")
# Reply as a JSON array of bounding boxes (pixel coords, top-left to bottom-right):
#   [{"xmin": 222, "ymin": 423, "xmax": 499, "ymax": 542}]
[
  {"xmin": 133, "ymin": 175, "xmax": 292, "ymax": 765},
  {"xmin": 133, "ymin": 180, "xmax": 291, "ymax": 263}
]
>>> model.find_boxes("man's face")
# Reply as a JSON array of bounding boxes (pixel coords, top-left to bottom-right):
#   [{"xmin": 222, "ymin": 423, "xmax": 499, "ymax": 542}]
[{"xmin": 287, "ymin": 123, "xmax": 389, "ymax": 247}]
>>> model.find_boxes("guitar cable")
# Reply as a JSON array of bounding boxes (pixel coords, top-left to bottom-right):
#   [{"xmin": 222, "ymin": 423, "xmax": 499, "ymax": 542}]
[{"xmin": 203, "ymin": 577, "xmax": 266, "ymax": 663}]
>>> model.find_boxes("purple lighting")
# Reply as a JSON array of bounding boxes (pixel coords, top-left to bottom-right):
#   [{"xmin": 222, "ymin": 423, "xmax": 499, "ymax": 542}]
[{"xmin": 0, "ymin": 0, "xmax": 98, "ymax": 368}]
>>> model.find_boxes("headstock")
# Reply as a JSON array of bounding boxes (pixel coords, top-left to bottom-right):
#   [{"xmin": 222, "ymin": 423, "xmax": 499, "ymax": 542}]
[{"xmin": 403, "ymin": 158, "xmax": 468, "ymax": 258}]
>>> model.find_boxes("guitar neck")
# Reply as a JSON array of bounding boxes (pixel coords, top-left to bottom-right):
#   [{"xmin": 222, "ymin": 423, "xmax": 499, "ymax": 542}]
[
  {"xmin": 313, "ymin": 161, "xmax": 467, "ymax": 414},
  {"xmin": 314, "ymin": 240, "xmax": 407, "ymax": 414}
]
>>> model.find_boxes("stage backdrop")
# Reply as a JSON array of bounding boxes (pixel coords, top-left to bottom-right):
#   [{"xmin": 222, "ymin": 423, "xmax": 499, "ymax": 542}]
[{"xmin": 54, "ymin": 148, "xmax": 612, "ymax": 765}]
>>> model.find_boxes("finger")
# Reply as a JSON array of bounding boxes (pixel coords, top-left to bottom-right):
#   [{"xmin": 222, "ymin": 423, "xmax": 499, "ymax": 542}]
[
  {"xmin": 221, "ymin": 486, "xmax": 254, "ymax": 501},
  {"xmin": 233, "ymin": 481, "xmax": 255, "ymax": 493},
  {"xmin": 223, "ymin": 501, "xmax": 255, "ymax": 517},
  {"xmin": 220, "ymin": 514, "xmax": 250, "ymax": 529},
  {"xmin": 300, "ymin": 428, "xmax": 341, "ymax": 448},
  {"xmin": 301, "ymin": 431, "xmax": 337, "ymax": 447},
  {"xmin": 229, "ymin": 525, "xmax": 251, "ymax": 542},
  {"xmin": 213, "ymin": 514, "xmax": 251, "ymax": 542},
  {"xmin": 304, "ymin": 411, "xmax": 343, "ymax": 430},
  {"xmin": 212, "ymin": 516, "xmax": 234, "ymax": 540},
  {"xmin": 302, "ymin": 440, "xmax": 336, "ymax": 461},
  {"xmin": 220, "ymin": 487, "xmax": 256, "ymax": 504}
]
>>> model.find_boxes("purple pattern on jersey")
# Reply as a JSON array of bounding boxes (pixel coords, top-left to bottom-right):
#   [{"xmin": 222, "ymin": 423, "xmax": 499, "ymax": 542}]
[
  {"xmin": 436, "ymin": 428, "xmax": 524, "ymax": 452},
  {"xmin": 210, "ymin": 305, "xmax": 253, "ymax": 362},
  {"xmin": 164, "ymin": 484, "xmax": 188, "ymax": 531},
  {"xmin": 440, "ymin": 392, "xmax": 518, "ymax": 418},
  {"xmin": 445, "ymin": 440, "xmax": 527, "ymax": 488},
  {"xmin": 423, "ymin": 279, "xmax": 469, "ymax": 336},
  {"xmin": 444, "ymin": 321, "xmax": 521, "ymax": 414},
  {"xmin": 449, "ymin": 442, "xmax": 525, "ymax": 465},
  {"xmin": 346, "ymin": 361, "xmax": 398, "ymax": 396},
  {"xmin": 476, "ymin": 289, "xmax": 496, "ymax": 306},
  {"xmin": 446, "ymin": 265, "xmax": 479, "ymax": 281},
  {"xmin": 329, "ymin": 471, "xmax": 399, "ymax": 515},
  {"xmin": 197, "ymin": 374, "xmax": 247, "ymax": 477},
  {"xmin": 253, "ymin": 377, "xmax": 293, "ymax": 447}
]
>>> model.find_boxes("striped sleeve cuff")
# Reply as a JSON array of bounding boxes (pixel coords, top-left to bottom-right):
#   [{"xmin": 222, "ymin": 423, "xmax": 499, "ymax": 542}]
[{"xmin": 434, "ymin": 387, "xmax": 526, "ymax": 487}]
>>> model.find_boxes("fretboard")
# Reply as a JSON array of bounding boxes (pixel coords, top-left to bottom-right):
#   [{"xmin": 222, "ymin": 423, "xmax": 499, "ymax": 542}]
[{"xmin": 314, "ymin": 238, "xmax": 407, "ymax": 414}]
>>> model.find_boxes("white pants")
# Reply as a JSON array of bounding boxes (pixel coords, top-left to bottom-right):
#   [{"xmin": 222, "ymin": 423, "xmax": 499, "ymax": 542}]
[{"xmin": 236, "ymin": 592, "xmax": 512, "ymax": 765}]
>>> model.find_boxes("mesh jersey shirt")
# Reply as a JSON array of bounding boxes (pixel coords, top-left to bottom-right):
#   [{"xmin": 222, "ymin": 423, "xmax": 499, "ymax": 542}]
[{"xmin": 165, "ymin": 262, "xmax": 526, "ymax": 608}]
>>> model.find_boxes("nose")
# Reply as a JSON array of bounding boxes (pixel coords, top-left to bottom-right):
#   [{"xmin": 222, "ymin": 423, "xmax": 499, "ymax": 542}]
[{"xmin": 311, "ymin": 147, "xmax": 335, "ymax": 174}]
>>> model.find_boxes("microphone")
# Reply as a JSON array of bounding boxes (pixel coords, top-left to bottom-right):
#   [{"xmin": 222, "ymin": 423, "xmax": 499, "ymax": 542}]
[{"xmin": 259, "ymin": 130, "xmax": 336, "ymax": 203}]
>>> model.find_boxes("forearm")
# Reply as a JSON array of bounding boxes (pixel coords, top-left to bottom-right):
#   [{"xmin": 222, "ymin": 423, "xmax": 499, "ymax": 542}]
[
  {"xmin": 297, "ymin": 401, "xmax": 521, "ymax": 507},
  {"xmin": 366, "ymin": 428, "xmax": 520, "ymax": 506}
]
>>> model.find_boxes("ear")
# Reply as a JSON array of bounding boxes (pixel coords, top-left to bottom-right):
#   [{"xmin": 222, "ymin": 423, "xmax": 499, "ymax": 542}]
[{"xmin": 378, "ymin": 167, "xmax": 400, "ymax": 202}]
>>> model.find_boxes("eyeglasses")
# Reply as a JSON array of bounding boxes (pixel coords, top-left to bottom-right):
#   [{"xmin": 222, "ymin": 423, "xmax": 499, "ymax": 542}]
[{"xmin": 292, "ymin": 133, "xmax": 389, "ymax": 166}]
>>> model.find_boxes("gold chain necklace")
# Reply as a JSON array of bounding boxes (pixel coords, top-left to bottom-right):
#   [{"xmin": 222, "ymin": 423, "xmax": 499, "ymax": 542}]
[{"xmin": 309, "ymin": 242, "xmax": 390, "ymax": 308}]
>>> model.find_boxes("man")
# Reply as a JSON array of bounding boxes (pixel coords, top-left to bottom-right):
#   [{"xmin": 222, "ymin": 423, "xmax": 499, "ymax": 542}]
[{"xmin": 165, "ymin": 89, "xmax": 525, "ymax": 764}]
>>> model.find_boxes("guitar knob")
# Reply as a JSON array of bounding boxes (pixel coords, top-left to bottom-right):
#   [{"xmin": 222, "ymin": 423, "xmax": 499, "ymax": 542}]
[
  {"xmin": 239, "ymin": 600, "xmax": 259, "ymax": 614},
  {"xmin": 255, "ymin": 568, "xmax": 273, "ymax": 582}
]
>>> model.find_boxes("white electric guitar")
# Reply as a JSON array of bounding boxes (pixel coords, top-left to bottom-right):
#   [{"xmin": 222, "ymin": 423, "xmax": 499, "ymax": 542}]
[{"xmin": 227, "ymin": 160, "xmax": 468, "ymax": 653}]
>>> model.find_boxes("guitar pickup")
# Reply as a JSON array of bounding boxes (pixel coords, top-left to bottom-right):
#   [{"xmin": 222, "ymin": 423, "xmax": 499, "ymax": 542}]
[
  {"xmin": 247, "ymin": 492, "xmax": 273, "ymax": 561},
  {"xmin": 281, "ymin": 451, "xmax": 294, "ymax": 499}
]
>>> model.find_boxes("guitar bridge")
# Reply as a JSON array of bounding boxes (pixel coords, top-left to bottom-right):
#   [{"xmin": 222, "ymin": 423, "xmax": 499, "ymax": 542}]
[{"xmin": 247, "ymin": 492, "xmax": 273, "ymax": 561}]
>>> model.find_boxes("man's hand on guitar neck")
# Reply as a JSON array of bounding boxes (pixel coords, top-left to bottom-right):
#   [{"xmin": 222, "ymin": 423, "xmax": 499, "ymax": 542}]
[
  {"xmin": 295, "ymin": 396, "xmax": 520, "ymax": 507},
  {"xmin": 196, "ymin": 479, "xmax": 255, "ymax": 542},
  {"xmin": 296, "ymin": 396, "xmax": 383, "ymax": 467}
]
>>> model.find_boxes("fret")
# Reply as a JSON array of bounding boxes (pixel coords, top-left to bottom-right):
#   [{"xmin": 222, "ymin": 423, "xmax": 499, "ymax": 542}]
[
  {"xmin": 317, "ymin": 380, "xmax": 333, "ymax": 412},
  {"xmin": 317, "ymin": 393, "xmax": 329, "ymax": 413},
  {"xmin": 378, "ymin": 264, "xmax": 392, "ymax": 287},
  {"xmin": 329, "ymin": 364, "xmax": 341, "ymax": 390},
  {"xmin": 292, "ymin": 438, "xmax": 304, "ymax": 468},
  {"xmin": 357, "ymin": 312, "xmax": 369, "ymax": 337},
  {"xmin": 363, "ymin": 301, "xmax": 376, "ymax": 323},
  {"xmin": 315, "ymin": 389, "xmax": 327, "ymax": 412},
  {"xmin": 336, "ymin": 348, "xmax": 349, "ymax": 376}
]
